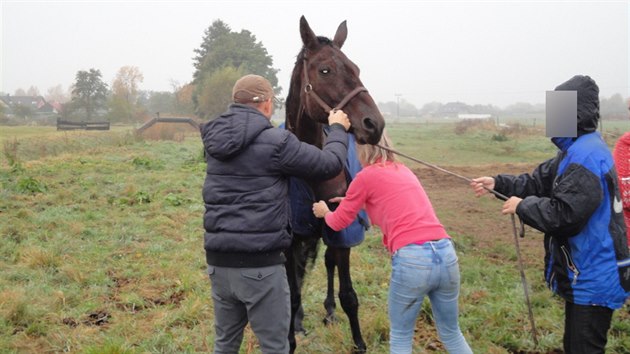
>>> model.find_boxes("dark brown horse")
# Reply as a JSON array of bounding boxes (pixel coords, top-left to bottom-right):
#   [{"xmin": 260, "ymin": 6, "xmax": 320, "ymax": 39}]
[{"xmin": 284, "ymin": 16, "xmax": 385, "ymax": 354}]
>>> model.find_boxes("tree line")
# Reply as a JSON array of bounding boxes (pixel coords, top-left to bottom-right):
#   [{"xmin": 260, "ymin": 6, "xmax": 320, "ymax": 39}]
[
  {"xmin": 2, "ymin": 19, "xmax": 627, "ymax": 124},
  {"xmin": 1, "ymin": 19, "xmax": 278, "ymax": 124},
  {"xmin": 379, "ymin": 94, "xmax": 629, "ymax": 120}
]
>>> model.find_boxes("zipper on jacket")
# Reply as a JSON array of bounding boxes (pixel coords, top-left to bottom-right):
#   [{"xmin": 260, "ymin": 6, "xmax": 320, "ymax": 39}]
[
  {"xmin": 560, "ymin": 245, "xmax": 580, "ymax": 285},
  {"xmin": 548, "ymin": 271, "xmax": 556, "ymax": 291},
  {"xmin": 546, "ymin": 237, "xmax": 556, "ymax": 291}
]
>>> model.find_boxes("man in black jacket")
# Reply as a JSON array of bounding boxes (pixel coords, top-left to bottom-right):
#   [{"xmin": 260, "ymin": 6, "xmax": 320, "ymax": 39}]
[{"xmin": 200, "ymin": 74, "xmax": 351, "ymax": 354}]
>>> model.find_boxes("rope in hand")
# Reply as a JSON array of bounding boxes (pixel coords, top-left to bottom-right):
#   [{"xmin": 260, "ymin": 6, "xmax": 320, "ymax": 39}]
[{"xmin": 377, "ymin": 144, "xmax": 539, "ymax": 346}]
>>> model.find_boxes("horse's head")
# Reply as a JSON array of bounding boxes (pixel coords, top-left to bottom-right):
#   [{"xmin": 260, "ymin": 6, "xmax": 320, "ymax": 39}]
[{"xmin": 294, "ymin": 16, "xmax": 385, "ymax": 145}]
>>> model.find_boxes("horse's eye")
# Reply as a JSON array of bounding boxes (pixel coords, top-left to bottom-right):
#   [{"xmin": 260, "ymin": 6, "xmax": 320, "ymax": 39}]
[{"xmin": 320, "ymin": 68, "xmax": 330, "ymax": 75}]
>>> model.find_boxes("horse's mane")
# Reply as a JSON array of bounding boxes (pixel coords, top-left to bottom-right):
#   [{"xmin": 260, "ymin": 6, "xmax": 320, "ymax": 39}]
[{"xmin": 297, "ymin": 36, "xmax": 332, "ymax": 60}]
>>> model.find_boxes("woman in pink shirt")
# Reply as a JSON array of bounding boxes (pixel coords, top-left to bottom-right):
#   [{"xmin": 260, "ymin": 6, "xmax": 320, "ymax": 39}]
[
  {"xmin": 312, "ymin": 133, "xmax": 472, "ymax": 354},
  {"xmin": 612, "ymin": 98, "xmax": 630, "ymax": 247}
]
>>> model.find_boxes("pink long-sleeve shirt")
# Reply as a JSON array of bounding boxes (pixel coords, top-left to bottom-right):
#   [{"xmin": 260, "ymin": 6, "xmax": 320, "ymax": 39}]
[
  {"xmin": 613, "ymin": 132, "xmax": 630, "ymax": 245},
  {"xmin": 324, "ymin": 161, "xmax": 450, "ymax": 254}
]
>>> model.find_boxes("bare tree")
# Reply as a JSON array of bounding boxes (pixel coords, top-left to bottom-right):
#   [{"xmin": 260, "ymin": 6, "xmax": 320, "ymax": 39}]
[{"xmin": 110, "ymin": 66, "xmax": 144, "ymax": 122}]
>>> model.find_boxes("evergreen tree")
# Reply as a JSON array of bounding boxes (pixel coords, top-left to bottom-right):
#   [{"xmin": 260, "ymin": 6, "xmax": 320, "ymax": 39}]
[{"xmin": 192, "ymin": 20, "xmax": 279, "ymax": 119}]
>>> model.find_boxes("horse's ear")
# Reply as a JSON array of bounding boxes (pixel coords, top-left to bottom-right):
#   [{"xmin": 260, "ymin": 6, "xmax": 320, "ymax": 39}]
[
  {"xmin": 300, "ymin": 16, "xmax": 318, "ymax": 51},
  {"xmin": 333, "ymin": 20, "xmax": 347, "ymax": 49}
]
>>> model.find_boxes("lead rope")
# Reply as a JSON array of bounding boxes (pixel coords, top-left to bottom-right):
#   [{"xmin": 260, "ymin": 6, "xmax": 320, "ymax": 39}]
[
  {"xmin": 510, "ymin": 213, "xmax": 539, "ymax": 346},
  {"xmin": 377, "ymin": 144, "xmax": 539, "ymax": 346}
]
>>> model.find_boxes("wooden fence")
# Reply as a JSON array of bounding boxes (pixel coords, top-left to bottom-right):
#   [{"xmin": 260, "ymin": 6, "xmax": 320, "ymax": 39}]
[{"xmin": 56, "ymin": 119, "xmax": 110, "ymax": 131}]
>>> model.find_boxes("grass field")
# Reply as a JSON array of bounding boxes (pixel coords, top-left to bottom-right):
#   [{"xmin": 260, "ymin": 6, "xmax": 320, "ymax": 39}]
[{"xmin": 1, "ymin": 122, "xmax": 628, "ymax": 353}]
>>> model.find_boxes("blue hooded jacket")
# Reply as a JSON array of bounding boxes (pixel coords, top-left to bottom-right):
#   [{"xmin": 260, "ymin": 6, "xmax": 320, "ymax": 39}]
[{"xmin": 494, "ymin": 76, "xmax": 630, "ymax": 309}]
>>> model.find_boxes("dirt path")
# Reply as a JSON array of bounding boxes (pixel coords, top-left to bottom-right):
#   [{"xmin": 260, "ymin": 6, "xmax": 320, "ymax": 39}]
[{"xmin": 412, "ymin": 162, "xmax": 544, "ymax": 264}]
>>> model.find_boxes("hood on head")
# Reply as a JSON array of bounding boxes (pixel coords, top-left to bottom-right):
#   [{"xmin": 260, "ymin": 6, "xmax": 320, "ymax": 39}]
[
  {"xmin": 200, "ymin": 104, "xmax": 271, "ymax": 160},
  {"xmin": 554, "ymin": 75, "xmax": 599, "ymax": 135}
]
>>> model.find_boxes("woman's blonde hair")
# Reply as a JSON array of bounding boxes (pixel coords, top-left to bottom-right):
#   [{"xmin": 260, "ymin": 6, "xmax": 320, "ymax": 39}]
[{"xmin": 357, "ymin": 130, "xmax": 398, "ymax": 166}]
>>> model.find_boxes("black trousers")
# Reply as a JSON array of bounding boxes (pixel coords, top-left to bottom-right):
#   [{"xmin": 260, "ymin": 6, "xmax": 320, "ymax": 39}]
[{"xmin": 564, "ymin": 301, "xmax": 614, "ymax": 354}]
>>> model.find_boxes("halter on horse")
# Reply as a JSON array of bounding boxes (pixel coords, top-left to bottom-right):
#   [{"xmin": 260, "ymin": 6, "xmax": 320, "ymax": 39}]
[{"xmin": 284, "ymin": 16, "xmax": 385, "ymax": 354}]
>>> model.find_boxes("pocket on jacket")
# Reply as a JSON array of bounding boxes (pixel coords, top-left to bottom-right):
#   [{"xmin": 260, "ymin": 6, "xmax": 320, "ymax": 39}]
[{"xmin": 241, "ymin": 266, "xmax": 276, "ymax": 281}]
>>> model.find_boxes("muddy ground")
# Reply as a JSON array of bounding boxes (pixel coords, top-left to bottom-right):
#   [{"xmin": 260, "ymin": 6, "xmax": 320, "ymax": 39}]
[{"xmin": 414, "ymin": 162, "xmax": 542, "ymax": 261}]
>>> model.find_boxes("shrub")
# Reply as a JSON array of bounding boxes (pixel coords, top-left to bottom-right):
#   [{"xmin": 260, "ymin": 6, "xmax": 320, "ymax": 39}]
[
  {"xmin": 16, "ymin": 177, "xmax": 47, "ymax": 194},
  {"xmin": 454, "ymin": 118, "xmax": 496, "ymax": 135},
  {"xmin": 492, "ymin": 133, "xmax": 508, "ymax": 142},
  {"xmin": 3, "ymin": 138, "xmax": 20, "ymax": 167}
]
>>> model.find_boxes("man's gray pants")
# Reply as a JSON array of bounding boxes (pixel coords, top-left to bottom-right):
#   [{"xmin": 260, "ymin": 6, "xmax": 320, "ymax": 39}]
[{"xmin": 208, "ymin": 264, "xmax": 290, "ymax": 354}]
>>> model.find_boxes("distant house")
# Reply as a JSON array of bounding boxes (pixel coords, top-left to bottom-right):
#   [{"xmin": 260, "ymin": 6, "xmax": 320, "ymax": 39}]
[
  {"xmin": 436, "ymin": 101, "xmax": 470, "ymax": 118},
  {"xmin": 48, "ymin": 100, "xmax": 64, "ymax": 113},
  {"xmin": 0, "ymin": 95, "xmax": 57, "ymax": 118}
]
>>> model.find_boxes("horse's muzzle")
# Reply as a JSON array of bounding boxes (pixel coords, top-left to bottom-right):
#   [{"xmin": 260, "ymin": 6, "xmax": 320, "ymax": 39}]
[{"xmin": 361, "ymin": 117, "xmax": 384, "ymax": 145}]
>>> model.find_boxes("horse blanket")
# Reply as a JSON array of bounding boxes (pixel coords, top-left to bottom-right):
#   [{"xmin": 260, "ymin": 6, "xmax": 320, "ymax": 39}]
[{"xmin": 282, "ymin": 124, "xmax": 369, "ymax": 248}]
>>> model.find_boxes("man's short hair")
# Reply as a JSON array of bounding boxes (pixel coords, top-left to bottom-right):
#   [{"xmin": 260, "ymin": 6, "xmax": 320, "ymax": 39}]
[{"xmin": 232, "ymin": 75, "xmax": 274, "ymax": 104}]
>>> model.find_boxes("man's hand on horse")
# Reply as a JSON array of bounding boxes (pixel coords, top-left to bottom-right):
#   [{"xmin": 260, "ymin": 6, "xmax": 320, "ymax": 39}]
[
  {"xmin": 328, "ymin": 109, "xmax": 351, "ymax": 131},
  {"xmin": 312, "ymin": 200, "xmax": 331, "ymax": 218}
]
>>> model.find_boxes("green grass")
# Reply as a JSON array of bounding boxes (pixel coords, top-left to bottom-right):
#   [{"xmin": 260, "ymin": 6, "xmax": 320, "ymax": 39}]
[
  {"xmin": 0, "ymin": 123, "xmax": 628, "ymax": 353},
  {"xmin": 386, "ymin": 122, "xmax": 559, "ymax": 166},
  {"xmin": 0, "ymin": 126, "xmax": 141, "ymax": 169}
]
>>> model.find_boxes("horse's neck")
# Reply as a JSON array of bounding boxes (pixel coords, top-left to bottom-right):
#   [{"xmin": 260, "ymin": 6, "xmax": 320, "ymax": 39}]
[
  {"xmin": 286, "ymin": 91, "xmax": 319, "ymax": 147},
  {"xmin": 297, "ymin": 112, "xmax": 348, "ymax": 200},
  {"xmin": 313, "ymin": 172, "xmax": 348, "ymax": 201},
  {"xmin": 286, "ymin": 66, "xmax": 349, "ymax": 200},
  {"xmin": 295, "ymin": 113, "xmax": 323, "ymax": 148}
]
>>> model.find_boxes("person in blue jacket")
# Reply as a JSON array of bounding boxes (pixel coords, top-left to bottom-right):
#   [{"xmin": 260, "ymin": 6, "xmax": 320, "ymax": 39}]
[
  {"xmin": 200, "ymin": 74, "xmax": 351, "ymax": 354},
  {"xmin": 471, "ymin": 75, "xmax": 630, "ymax": 354}
]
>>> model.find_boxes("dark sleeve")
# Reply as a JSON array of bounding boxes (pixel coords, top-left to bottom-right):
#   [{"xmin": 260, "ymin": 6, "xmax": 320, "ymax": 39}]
[
  {"xmin": 494, "ymin": 156, "xmax": 558, "ymax": 199},
  {"xmin": 515, "ymin": 163, "xmax": 602, "ymax": 237},
  {"xmin": 276, "ymin": 124, "xmax": 348, "ymax": 180}
]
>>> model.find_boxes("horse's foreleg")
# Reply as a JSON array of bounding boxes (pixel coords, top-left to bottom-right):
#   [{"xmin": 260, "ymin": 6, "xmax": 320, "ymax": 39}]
[
  {"xmin": 323, "ymin": 246, "xmax": 337, "ymax": 325},
  {"xmin": 292, "ymin": 237, "xmax": 312, "ymax": 335},
  {"xmin": 336, "ymin": 247, "xmax": 366, "ymax": 353}
]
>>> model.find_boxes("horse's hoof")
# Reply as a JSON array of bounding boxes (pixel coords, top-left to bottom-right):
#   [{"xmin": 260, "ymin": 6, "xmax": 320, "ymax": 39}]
[
  {"xmin": 322, "ymin": 314, "xmax": 337, "ymax": 326},
  {"xmin": 295, "ymin": 328, "xmax": 308, "ymax": 337},
  {"xmin": 352, "ymin": 344, "xmax": 367, "ymax": 354}
]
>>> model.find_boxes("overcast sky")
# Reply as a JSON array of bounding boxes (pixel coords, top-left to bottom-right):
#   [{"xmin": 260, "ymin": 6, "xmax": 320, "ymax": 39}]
[{"xmin": 1, "ymin": 0, "xmax": 628, "ymax": 108}]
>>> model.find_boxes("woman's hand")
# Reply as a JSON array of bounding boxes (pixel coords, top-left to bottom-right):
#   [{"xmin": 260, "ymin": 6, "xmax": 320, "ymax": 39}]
[
  {"xmin": 328, "ymin": 196, "xmax": 344, "ymax": 203},
  {"xmin": 312, "ymin": 200, "xmax": 331, "ymax": 218}
]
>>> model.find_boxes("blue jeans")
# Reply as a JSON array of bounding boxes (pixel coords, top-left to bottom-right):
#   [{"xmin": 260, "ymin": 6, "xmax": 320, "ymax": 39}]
[{"xmin": 389, "ymin": 239, "xmax": 472, "ymax": 354}]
